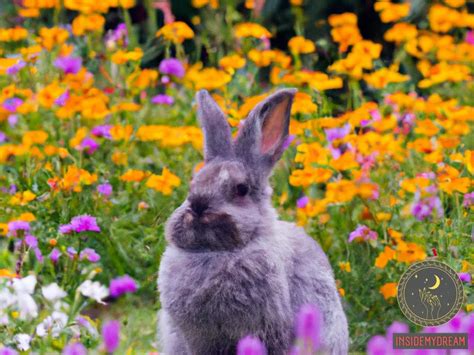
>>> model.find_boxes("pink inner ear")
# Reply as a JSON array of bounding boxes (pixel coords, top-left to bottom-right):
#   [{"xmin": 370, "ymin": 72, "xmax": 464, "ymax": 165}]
[{"xmin": 261, "ymin": 97, "xmax": 289, "ymax": 154}]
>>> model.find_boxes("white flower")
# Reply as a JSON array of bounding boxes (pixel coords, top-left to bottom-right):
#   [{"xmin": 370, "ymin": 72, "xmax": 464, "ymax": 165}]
[
  {"xmin": 12, "ymin": 275, "xmax": 36, "ymax": 294},
  {"xmin": 36, "ymin": 311, "xmax": 68, "ymax": 338},
  {"xmin": 14, "ymin": 333, "xmax": 31, "ymax": 351},
  {"xmin": 42, "ymin": 283, "xmax": 67, "ymax": 302},
  {"xmin": 78, "ymin": 280, "xmax": 109, "ymax": 304},
  {"xmin": 11, "ymin": 276, "xmax": 38, "ymax": 320}
]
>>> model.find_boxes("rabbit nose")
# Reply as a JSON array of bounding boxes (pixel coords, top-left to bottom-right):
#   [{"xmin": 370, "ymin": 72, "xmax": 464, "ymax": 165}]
[{"xmin": 189, "ymin": 198, "xmax": 208, "ymax": 217}]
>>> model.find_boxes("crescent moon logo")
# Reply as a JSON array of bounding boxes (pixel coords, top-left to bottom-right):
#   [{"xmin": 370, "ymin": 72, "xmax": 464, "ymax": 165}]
[{"xmin": 428, "ymin": 274, "xmax": 441, "ymax": 290}]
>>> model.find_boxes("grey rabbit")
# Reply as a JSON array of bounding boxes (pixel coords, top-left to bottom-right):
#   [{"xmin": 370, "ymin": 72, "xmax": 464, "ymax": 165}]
[{"xmin": 157, "ymin": 89, "xmax": 349, "ymax": 354}]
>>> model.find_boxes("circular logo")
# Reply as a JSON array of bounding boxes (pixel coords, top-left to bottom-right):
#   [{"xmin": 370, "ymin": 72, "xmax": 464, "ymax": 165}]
[{"xmin": 397, "ymin": 260, "xmax": 465, "ymax": 326}]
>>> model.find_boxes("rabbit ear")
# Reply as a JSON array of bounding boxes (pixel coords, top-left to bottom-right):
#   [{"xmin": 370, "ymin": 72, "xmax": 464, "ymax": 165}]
[
  {"xmin": 196, "ymin": 90, "xmax": 233, "ymax": 161},
  {"xmin": 234, "ymin": 89, "xmax": 296, "ymax": 172}
]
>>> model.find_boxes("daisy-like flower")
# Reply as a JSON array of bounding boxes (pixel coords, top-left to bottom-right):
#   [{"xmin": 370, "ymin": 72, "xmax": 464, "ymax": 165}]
[
  {"xmin": 42, "ymin": 283, "xmax": 67, "ymax": 302},
  {"xmin": 7, "ymin": 221, "xmax": 30, "ymax": 237},
  {"xmin": 13, "ymin": 333, "xmax": 31, "ymax": 351},
  {"xmin": 78, "ymin": 280, "xmax": 109, "ymax": 304}
]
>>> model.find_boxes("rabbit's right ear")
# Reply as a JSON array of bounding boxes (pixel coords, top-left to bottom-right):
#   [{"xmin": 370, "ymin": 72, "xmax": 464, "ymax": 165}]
[{"xmin": 196, "ymin": 90, "xmax": 233, "ymax": 162}]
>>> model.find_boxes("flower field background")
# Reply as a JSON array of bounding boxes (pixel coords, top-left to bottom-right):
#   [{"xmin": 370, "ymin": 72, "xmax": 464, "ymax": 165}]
[{"xmin": 0, "ymin": 0, "xmax": 473, "ymax": 353}]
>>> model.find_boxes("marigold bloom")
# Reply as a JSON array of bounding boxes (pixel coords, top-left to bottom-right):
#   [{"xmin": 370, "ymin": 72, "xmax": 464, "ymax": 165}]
[
  {"xmin": 234, "ymin": 22, "xmax": 271, "ymax": 39},
  {"xmin": 146, "ymin": 168, "xmax": 181, "ymax": 195},
  {"xmin": 72, "ymin": 14, "xmax": 105, "ymax": 36},
  {"xmin": 120, "ymin": 169, "xmax": 147, "ymax": 182},
  {"xmin": 156, "ymin": 22, "xmax": 194, "ymax": 44},
  {"xmin": 288, "ymin": 36, "xmax": 316, "ymax": 54},
  {"xmin": 374, "ymin": 1, "xmax": 410, "ymax": 23},
  {"xmin": 379, "ymin": 282, "xmax": 397, "ymax": 300}
]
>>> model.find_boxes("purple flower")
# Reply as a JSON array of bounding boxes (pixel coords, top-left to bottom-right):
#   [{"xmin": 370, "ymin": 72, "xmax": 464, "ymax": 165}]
[
  {"xmin": 34, "ymin": 247, "xmax": 44, "ymax": 263},
  {"xmin": 325, "ymin": 124, "xmax": 351, "ymax": 142},
  {"xmin": 54, "ymin": 56, "xmax": 82, "ymax": 74},
  {"xmin": 8, "ymin": 114, "xmax": 18, "ymax": 127},
  {"xmin": 80, "ymin": 137, "xmax": 99, "ymax": 154},
  {"xmin": 463, "ymin": 192, "xmax": 474, "ymax": 208},
  {"xmin": 102, "ymin": 320, "xmax": 120, "ymax": 353},
  {"xmin": 3, "ymin": 98, "xmax": 23, "ymax": 112},
  {"xmin": 296, "ymin": 196, "xmax": 309, "ymax": 209},
  {"xmin": 109, "ymin": 275, "xmax": 138, "ymax": 297},
  {"xmin": 0, "ymin": 131, "xmax": 6, "ymax": 143},
  {"xmin": 105, "ymin": 23, "xmax": 128, "ymax": 48},
  {"xmin": 6, "ymin": 60, "xmax": 26, "ymax": 75},
  {"xmin": 458, "ymin": 272, "xmax": 471, "ymax": 283},
  {"xmin": 80, "ymin": 248, "xmax": 101, "ymax": 263},
  {"xmin": 236, "ymin": 335, "xmax": 266, "ymax": 355},
  {"xmin": 97, "ymin": 183, "xmax": 112, "ymax": 197},
  {"xmin": 151, "ymin": 94, "xmax": 174, "ymax": 105},
  {"xmin": 62, "ymin": 342, "xmax": 87, "ymax": 355},
  {"xmin": 158, "ymin": 58, "xmax": 185, "ymax": 78},
  {"xmin": 59, "ymin": 224, "xmax": 74, "ymax": 234},
  {"xmin": 55, "ymin": 90, "xmax": 69, "ymax": 106},
  {"xmin": 466, "ymin": 30, "xmax": 474, "ymax": 45},
  {"xmin": 25, "ymin": 235, "xmax": 38, "ymax": 248},
  {"xmin": 91, "ymin": 125, "xmax": 113, "ymax": 139},
  {"xmin": 348, "ymin": 225, "xmax": 378, "ymax": 243},
  {"xmin": 7, "ymin": 220, "xmax": 30, "ymax": 237},
  {"xmin": 282, "ymin": 134, "xmax": 295, "ymax": 151},
  {"xmin": 71, "ymin": 215, "xmax": 100, "ymax": 233},
  {"xmin": 0, "ymin": 347, "xmax": 18, "ymax": 355},
  {"xmin": 295, "ymin": 304, "xmax": 322, "ymax": 352},
  {"xmin": 67, "ymin": 247, "xmax": 77, "ymax": 259},
  {"xmin": 50, "ymin": 248, "xmax": 61, "ymax": 263},
  {"xmin": 411, "ymin": 194, "xmax": 443, "ymax": 221},
  {"xmin": 366, "ymin": 335, "xmax": 388, "ymax": 355}
]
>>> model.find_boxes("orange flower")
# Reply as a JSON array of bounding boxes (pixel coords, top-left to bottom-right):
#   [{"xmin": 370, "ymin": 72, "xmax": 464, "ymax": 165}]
[
  {"xmin": 374, "ymin": 1, "xmax": 410, "ymax": 23},
  {"xmin": 234, "ymin": 22, "xmax": 271, "ymax": 39},
  {"xmin": 375, "ymin": 246, "xmax": 396, "ymax": 268},
  {"xmin": 120, "ymin": 169, "xmax": 147, "ymax": 182},
  {"xmin": 146, "ymin": 168, "xmax": 181, "ymax": 195},
  {"xmin": 156, "ymin": 22, "xmax": 194, "ymax": 44},
  {"xmin": 288, "ymin": 36, "xmax": 316, "ymax": 54},
  {"xmin": 380, "ymin": 282, "xmax": 397, "ymax": 300}
]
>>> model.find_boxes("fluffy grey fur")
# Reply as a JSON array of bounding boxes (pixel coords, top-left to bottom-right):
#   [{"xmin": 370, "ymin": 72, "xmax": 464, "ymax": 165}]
[{"xmin": 158, "ymin": 89, "xmax": 349, "ymax": 354}]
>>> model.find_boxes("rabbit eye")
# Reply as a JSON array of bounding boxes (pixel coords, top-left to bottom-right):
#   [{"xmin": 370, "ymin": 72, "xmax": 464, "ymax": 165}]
[{"xmin": 235, "ymin": 183, "xmax": 249, "ymax": 197}]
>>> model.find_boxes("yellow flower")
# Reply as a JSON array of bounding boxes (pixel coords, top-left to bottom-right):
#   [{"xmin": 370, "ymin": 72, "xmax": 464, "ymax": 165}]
[
  {"xmin": 111, "ymin": 102, "xmax": 141, "ymax": 113},
  {"xmin": 291, "ymin": 92, "xmax": 317, "ymax": 115},
  {"xmin": 69, "ymin": 127, "xmax": 88, "ymax": 149},
  {"xmin": 146, "ymin": 168, "xmax": 181, "ymax": 195},
  {"xmin": 384, "ymin": 23, "xmax": 418, "ymax": 44},
  {"xmin": 339, "ymin": 261, "xmax": 351, "ymax": 272},
  {"xmin": 444, "ymin": 0, "xmax": 465, "ymax": 7},
  {"xmin": 72, "ymin": 14, "xmax": 105, "ymax": 36},
  {"xmin": 374, "ymin": 1, "xmax": 410, "ymax": 23},
  {"xmin": 192, "ymin": 0, "xmax": 218, "ymax": 8},
  {"xmin": 17, "ymin": 212, "xmax": 36, "ymax": 222},
  {"xmin": 326, "ymin": 180, "xmax": 358, "ymax": 203},
  {"xmin": 110, "ymin": 125, "xmax": 133, "ymax": 141},
  {"xmin": 156, "ymin": 22, "xmax": 194, "ymax": 44},
  {"xmin": 330, "ymin": 24, "xmax": 362, "ymax": 53},
  {"xmin": 234, "ymin": 22, "xmax": 272, "ymax": 39},
  {"xmin": 288, "ymin": 36, "xmax": 316, "ymax": 54},
  {"xmin": 10, "ymin": 191, "xmax": 36, "ymax": 206},
  {"xmin": 0, "ymin": 27, "xmax": 28, "ymax": 42},
  {"xmin": 219, "ymin": 54, "xmax": 246, "ymax": 70},
  {"xmin": 379, "ymin": 282, "xmax": 397, "ymax": 300},
  {"xmin": 364, "ymin": 67, "xmax": 410, "ymax": 89},
  {"xmin": 184, "ymin": 64, "xmax": 231, "ymax": 90},
  {"xmin": 64, "ymin": 0, "xmax": 110, "ymax": 13},
  {"xmin": 120, "ymin": 169, "xmax": 147, "ymax": 182},
  {"xmin": 38, "ymin": 27, "xmax": 69, "ymax": 50},
  {"xmin": 375, "ymin": 246, "xmax": 396, "ymax": 269},
  {"xmin": 126, "ymin": 69, "xmax": 158, "ymax": 90},
  {"xmin": 289, "ymin": 167, "xmax": 333, "ymax": 187},
  {"xmin": 22, "ymin": 130, "xmax": 48, "ymax": 146},
  {"xmin": 59, "ymin": 165, "xmax": 97, "ymax": 192},
  {"xmin": 111, "ymin": 48, "xmax": 143, "ymax": 65},
  {"xmin": 328, "ymin": 13, "xmax": 358, "ymax": 27},
  {"xmin": 112, "ymin": 151, "xmax": 128, "ymax": 165},
  {"xmin": 428, "ymin": 4, "xmax": 461, "ymax": 32},
  {"xmin": 0, "ymin": 269, "xmax": 17, "ymax": 278}
]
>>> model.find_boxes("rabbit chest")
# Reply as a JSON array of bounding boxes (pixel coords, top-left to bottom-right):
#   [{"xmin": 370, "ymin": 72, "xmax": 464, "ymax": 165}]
[{"xmin": 158, "ymin": 244, "xmax": 293, "ymax": 342}]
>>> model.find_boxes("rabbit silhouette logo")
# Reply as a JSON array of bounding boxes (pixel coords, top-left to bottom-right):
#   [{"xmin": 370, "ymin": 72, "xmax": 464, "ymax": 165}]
[{"xmin": 397, "ymin": 260, "xmax": 465, "ymax": 326}]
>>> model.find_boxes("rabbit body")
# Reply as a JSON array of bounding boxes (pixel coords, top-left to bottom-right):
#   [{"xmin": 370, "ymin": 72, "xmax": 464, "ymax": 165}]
[
  {"xmin": 158, "ymin": 89, "xmax": 348, "ymax": 354},
  {"xmin": 158, "ymin": 219, "xmax": 348, "ymax": 354}
]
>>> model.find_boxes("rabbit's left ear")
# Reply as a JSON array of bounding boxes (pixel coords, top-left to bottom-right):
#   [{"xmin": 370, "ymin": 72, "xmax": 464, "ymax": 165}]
[
  {"xmin": 196, "ymin": 90, "xmax": 233, "ymax": 162},
  {"xmin": 234, "ymin": 89, "xmax": 296, "ymax": 172}
]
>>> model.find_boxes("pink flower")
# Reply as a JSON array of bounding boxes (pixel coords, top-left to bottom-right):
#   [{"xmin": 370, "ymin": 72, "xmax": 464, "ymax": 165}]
[
  {"xmin": 348, "ymin": 225, "xmax": 378, "ymax": 243},
  {"xmin": 54, "ymin": 56, "xmax": 82, "ymax": 74},
  {"xmin": 295, "ymin": 304, "xmax": 322, "ymax": 352},
  {"xmin": 237, "ymin": 335, "xmax": 266, "ymax": 355},
  {"xmin": 102, "ymin": 320, "xmax": 120, "ymax": 353},
  {"xmin": 109, "ymin": 275, "xmax": 138, "ymax": 297},
  {"xmin": 158, "ymin": 58, "xmax": 185, "ymax": 78}
]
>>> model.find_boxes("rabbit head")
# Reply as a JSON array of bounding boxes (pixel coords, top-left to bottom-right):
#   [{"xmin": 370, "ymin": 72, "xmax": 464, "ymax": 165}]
[{"xmin": 165, "ymin": 88, "xmax": 296, "ymax": 251}]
